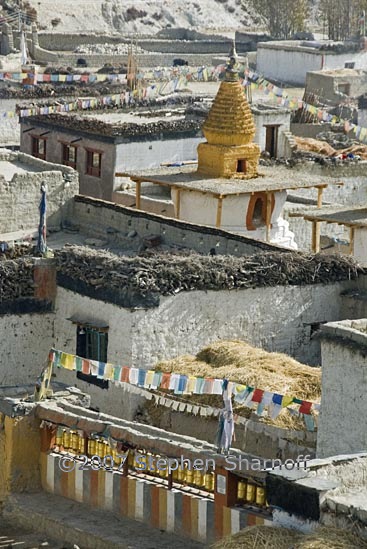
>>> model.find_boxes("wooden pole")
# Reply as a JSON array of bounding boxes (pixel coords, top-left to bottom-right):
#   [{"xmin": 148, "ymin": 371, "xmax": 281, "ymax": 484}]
[
  {"xmin": 311, "ymin": 221, "xmax": 321, "ymax": 253},
  {"xmin": 135, "ymin": 180, "xmax": 141, "ymax": 210},
  {"xmin": 317, "ymin": 187, "xmax": 324, "ymax": 208},
  {"xmin": 216, "ymin": 197, "xmax": 223, "ymax": 228},
  {"xmin": 176, "ymin": 189, "xmax": 181, "ymax": 220},
  {"xmin": 265, "ymin": 192, "xmax": 272, "ymax": 242},
  {"xmin": 349, "ymin": 227, "xmax": 355, "ymax": 255}
]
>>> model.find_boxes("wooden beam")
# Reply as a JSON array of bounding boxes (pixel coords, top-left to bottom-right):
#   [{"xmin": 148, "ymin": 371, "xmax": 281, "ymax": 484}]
[
  {"xmin": 311, "ymin": 221, "xmax": 321, "ymax": 253},
  {"xmin": 176, "ymin": 189, "xmax": 181, "ymax": 220},
  {"xmin": 216, "ymin": 196, "xmax": 223, "ymax": 228},
  {"xmin": 317, "ymin": 187, "xmax": 324, "ymax": 208},
  {"xmin": 135, "ymin": 180, "xmax": 141, "ymax": 210},
  {"xmin": 265, "ymin": 192, "xmax": 272, "ymax": 242},
  {"xmin": 349, "ymin": 227, "xmax": 355, "ymax": 255}
]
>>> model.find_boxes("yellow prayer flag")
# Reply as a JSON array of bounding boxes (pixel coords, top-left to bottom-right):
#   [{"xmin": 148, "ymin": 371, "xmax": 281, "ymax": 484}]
[{"xmin": 281, "ymin": 395, "xmax": 294, "ymax": 408}]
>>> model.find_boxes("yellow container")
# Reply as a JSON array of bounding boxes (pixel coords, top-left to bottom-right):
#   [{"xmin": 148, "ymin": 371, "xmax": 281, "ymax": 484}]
[
  {"xmin": 55, "ymin": 431, "xmax": 63, "ymax": 447},
  {"xmin": 89, "ymin": 439, "xmax": 96, "ymax": 456},
  {"xmin": 135, "ymin": 452, "xmax": 143, "ymax": 470},
  {"xmin": 204, "ymin": 472, "xmax": 213, "ymax": 491},
  {"xmin": 128, "ymin": 451, "xmax": 134, "ymax": 468},
  {"xmin": 246, "ymin": 483, "xmax": 256, "ymax": 503},
  {"xmin": 256, "ymin": 486, "xmax": 266, "ymax": 506},
  {"xmin": 71, "ymin": 432, "xmax": 79, "ymax": 452},
  {"xmin": 177, "ymin": 466, "xmax": 185, "ymax": 482},
  {"xmin": 194, "ymin": 470, "xmax": 204, "ymax": 487},
  {"xmin": 237, "ymin": 480, "xmax": 247, "ymax": 500},
  {"xmin": 209, "ymin": 473, "xmax": 215, "ymax": 492},
  {"xmin": 62, "ymin": 430, "xmax": 71, "ymax": 449},
  {"xmin": 148, "ymin": 454, "xmax": 156, "ymax": 475},
  {"xmin": 78, "ymin": 434, "xmax": 85, "ymax": 453},
  {"xmin": 95, "ymin": 440, "xmax": 102, "ymax": 457},
  {"xmin": 103, "ymin": 441, "xmax": 109, "ymax": 458},
  {"xmin": 185, "ymin": 468, "xmax": 194, "ymax": 485}
]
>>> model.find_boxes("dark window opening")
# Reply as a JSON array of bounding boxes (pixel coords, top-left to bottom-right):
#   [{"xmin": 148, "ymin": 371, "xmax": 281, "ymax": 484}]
[
  {"xmin": 76, "ymin": 325, "xmax": 109, "ymax": 389},
  {"xmin": 252, "ymin": 197, "xmax": 265, "ymax": 228},
  {"xmin": 86, "ymin": 150, "xmax": 102, "ymax": 177},
  {"xmin": 62, "ymin": 144, "xmax": 78, "ymax": 169},
  {"xmin": 32, "ymin": 136, "xmax": 47, "ymax": 160},
  {"xmin": 237, "ymin": 159, "xmax": 246, "ymax": 173},
  {"xmin": 338, "ymin": 82, "xmax": 350, "ymax": 96},
  {"xmin": 246, "ymin": 192, "xmax": 275, "ymax": 231},
  {"xmin": 265, "ymin": 126, "xmax": 279, "ymax": 158}
]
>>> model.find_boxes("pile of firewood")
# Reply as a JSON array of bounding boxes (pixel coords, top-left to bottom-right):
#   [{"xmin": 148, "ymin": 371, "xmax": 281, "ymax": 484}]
[
  {"xmin": 55, "ymin": 245, "xmax": 364, "ymax": 297},
  {"xmin": 0, "ymin": 259, "xmax": 35, "ymax": 302}
]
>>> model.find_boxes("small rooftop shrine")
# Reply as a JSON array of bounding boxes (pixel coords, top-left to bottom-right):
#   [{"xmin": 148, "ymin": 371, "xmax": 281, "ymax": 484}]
[{"xmin": 123, "ymin": 44, "xmax": 340, "ymax": 248}]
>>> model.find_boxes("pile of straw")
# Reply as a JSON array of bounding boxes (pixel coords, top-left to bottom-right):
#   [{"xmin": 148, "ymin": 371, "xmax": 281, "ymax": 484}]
[
  {"xmin": 155, "ymin": 340, "xmax": 321, "ymax": 430},
  {"xmin": 156, "ymin": 340, "xmax": 321, "ymax": 400},
  {"xmin": 213, "ymin": 525, "xmax": 367, "ymax": 549}
]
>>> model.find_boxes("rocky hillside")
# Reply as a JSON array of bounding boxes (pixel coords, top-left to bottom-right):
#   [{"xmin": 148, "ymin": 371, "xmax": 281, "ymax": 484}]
[{"xmin": 24, "ymin": 0, "xmax": 262, "ymax": 34}]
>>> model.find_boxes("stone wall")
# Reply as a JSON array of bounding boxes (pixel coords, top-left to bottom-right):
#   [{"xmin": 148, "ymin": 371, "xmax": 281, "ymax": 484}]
[
  {"xmin": 290, "ymin": 123, "xmax": 333, "ymax": 139},
  {"xmin": 305, "ymin": 70, "xmax": 367, "ymax": 105},
  {"xmin": 37, "ymin": 31, "xmax": 253, "ymax": 54},
  {"xmin": 31, "ymin": 48, "xmax": 217, "ymax": 68},
  {"xmin": 0, "ymin": 257, "xmax": 56, "ymax": 386},
  {"xmin": 0, "ymin": 151, "xmax": 79, "ymax": 233},
  {"xmin": 0, "ymin": 312, "xmax": 55, "ymax": 386},
  {"xmin": 71, "ymin": 195, "xmax": 284, "ymax": 256},
  {"xmin": 317, "ymin": 319, "xmax": 367, "ymax": 458}
]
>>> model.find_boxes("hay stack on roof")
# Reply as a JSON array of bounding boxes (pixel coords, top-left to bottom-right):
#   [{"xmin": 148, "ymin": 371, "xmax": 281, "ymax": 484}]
[
  {"xmin": 156, "ymin": 340, "xmax": 321, "ymax": 401},
  {"xmin": 212, "ymin": 525, "xmax": 367, "ymax": 549},
  {"xmin": 155, "ymin": 340, "xmax": 321, "ymax": 429}
]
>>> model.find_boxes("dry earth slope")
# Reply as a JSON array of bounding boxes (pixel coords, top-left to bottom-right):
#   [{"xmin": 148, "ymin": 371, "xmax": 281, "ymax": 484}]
[{"xmin": 25, "ymin": 0, "xmax": 261, "ymax": 33}]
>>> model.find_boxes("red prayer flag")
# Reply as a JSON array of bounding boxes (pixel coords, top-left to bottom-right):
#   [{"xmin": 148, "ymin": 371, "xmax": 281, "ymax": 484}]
[
  {"xmin": 82, "ymin": 359, "xmax": 90, "ymax": 375},
  {"xmin": 299, "ymin": 401, "xmax": 312, "ymax": 415},
  {"xmin": 161, "ymin": 372, "xmax": 171, "ymax": 389},
  {"xmin": 121, "ymin": 366, "xmax": 130, "ymax": 383},
  {"xmin": 252, "ymin": 388, "xmax": 264, "ymax": 403}
]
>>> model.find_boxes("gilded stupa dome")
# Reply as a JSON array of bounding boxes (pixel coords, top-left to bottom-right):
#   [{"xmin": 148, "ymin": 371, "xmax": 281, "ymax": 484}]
[{"xmin": 202, "ymin": 43, "xmax": 256, "ymax": 147}]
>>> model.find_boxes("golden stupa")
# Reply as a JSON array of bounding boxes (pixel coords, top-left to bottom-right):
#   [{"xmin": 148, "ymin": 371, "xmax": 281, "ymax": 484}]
[{"xmin": 197, "ymin": 42, "xmax": 260, "ymax": 179}]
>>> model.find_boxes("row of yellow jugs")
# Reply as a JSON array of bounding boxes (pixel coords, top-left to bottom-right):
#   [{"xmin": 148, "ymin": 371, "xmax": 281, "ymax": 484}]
[
  {"xmin": 237, "ymin": 480, "xmax": 266, "ymax": 506},
  {"xmin": 86, "ymin": 438, "xmax": 125, "ymax": 465},
  {"xmin": 131, "ymin": 451, "xmax": 215, "ymax": 491},
  {"xmin": 55, "ymin": 431, "xmax": 124, "ymax": 466},
  {"xmin": 56, "ymin": 429, "xmax": 84, "ymax": 453}
]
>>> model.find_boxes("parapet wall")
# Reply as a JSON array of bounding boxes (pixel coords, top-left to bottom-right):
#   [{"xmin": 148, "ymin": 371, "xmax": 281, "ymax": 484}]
[
  {"xmin": 0, "ymin": 151, "xmax": 79, "ymax": 234},
  {"xmin": 71, "ymin": 195, "xmax": 282, "ymax": 257},
  {"xmin": 32, "ymin": 51, "xmax": 217, "ymax": 68},
  {"xmin": 37, "ymin": 30, "xmax": 260, "ymax": 54},
  {"xmin": 317, "ymin": 319, "xmax": 367, "ymax": 458}
]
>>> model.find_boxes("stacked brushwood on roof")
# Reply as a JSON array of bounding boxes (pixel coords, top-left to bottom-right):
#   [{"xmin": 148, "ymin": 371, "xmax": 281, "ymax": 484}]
[
  {"xmin": 55, "ymin": 245, "xmax": 365, "ymax": 297},
  {"xmin": 24, "ymin": 114, "xmax": 201, "ymax": 137},
  {"xmin": 0, "ymin": 258, "xmax": 35, "ymax": 302}
]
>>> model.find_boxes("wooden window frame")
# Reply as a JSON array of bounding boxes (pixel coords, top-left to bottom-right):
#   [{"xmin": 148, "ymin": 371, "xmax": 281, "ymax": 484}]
[
  {"xmin": 61, "ymin": 143, "xmax": 78, "ymax": 169},
  {"xmin": 237, "ymin": 159, "xmax": 247, "ymax": 173},
  {"xmin": 76, "ymin": 325, "xmax": 109, "ymax": 389},
  {"xmin": 31, "ymin": 135, "xmax": 47, "ymax": 160},
  {"xmin": 85, "ymin": 149, "xmax": 102, "ymax": 178},
  {"xmin": 246, "ymin": 192, "xmax": 275, "ymax": 231}
]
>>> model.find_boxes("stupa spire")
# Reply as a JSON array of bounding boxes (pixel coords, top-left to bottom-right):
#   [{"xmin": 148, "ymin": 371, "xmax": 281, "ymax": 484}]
[{"xmin": 225, "ymin": 40, "xmax": 239, "ymax": 82}]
